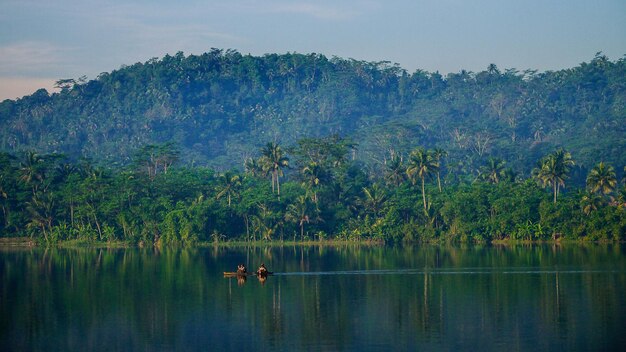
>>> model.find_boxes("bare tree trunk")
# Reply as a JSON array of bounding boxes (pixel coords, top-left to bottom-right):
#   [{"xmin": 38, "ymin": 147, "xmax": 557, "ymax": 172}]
[
  {"xmin": 244, "ymin": 215, "xmax": 250, "ymax": 240},
  {"xmin": 437, "ymin": 173, "xmax": 442, "ymax": 192},
  {"xmin": 422, "ymin": 177, "xmax": 427, "ymax": 211}
]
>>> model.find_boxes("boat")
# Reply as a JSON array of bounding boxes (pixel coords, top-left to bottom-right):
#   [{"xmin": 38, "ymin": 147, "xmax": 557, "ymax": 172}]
[
  {"xmin": 223, "ymin": 271, "xmax": 274, "ymax": 277},
  {"xmin": 223, "ymin": 271, "xmax": 252, "ymax": 277}
]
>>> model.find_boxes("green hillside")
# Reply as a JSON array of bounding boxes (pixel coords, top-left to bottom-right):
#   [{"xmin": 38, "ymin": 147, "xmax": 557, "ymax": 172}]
[{"xmin": 1, "ymin": 50, "xmax": 624, "ymax": 181}]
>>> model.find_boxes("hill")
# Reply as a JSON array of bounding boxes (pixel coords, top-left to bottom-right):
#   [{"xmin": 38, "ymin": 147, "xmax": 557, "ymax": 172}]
[{"xmin": 1, "ymin": 50, "xmax": 624, "ymax": 182}]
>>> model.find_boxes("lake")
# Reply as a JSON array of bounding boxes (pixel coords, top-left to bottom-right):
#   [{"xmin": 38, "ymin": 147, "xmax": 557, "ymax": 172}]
[{"xmin": 1, "ymin": 244, "xmax": 625, "ymax": 351}]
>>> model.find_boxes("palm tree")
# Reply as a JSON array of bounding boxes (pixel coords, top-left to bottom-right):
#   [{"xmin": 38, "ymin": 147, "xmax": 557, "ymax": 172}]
[
  {"xmin": 586, "ymin": 162, "xmax": 617, "ymax": 196},
  {"xmin": 406, "ymin": 148, "xmax": 438, "ymax": 212},
  {"xmin": 359, "ymin": 184, "xmax": 387, "ymax": 218},
  {"xmin": 19, "ymin": 151, "xmax": 45, "ymax": 195},
  {"xmin": 580, "ymin": 192, "xmax": 603, "ymax": 215},
  {"xmin": 533, "ymin": 149, "xmax": 575, "ymax": 203},
  {"xmin": 301, "ymin": 162, "xmax": 329, "ymax": 203},
  {"xmin": 0, "ymin": 174, "xmax": 9, "ymax": 228},
  {"xmin": 244, "ymin": 157, "xmax": 264, "ymax": 177},
  {"xmin": 215, "ymin": 171, "xmax": 242, "ymax": 207},
  {"xmin": 285, "ymin": 195, "xmax": 317, "ymax": 241},
  {"xmin": 260, "ymin": 142, "xmax": 289, "ymax": 196},
  {"xmin": 252, "ymin": 203, "xmax": 277, "ymax": 241},
  {"xmin": 479, "ymin": 157, "xmax": 506, "ymax": 184},
  {"xmin": 26, "ymin": 193, "xmax": 55, "ymax": 242},
  {"xmin": 384, "ymin": 154, "xmax": 406, "ymax": 187},
  {"xmin": 431, "ymin": 148, "xmax": 447, "ymax": 192}
]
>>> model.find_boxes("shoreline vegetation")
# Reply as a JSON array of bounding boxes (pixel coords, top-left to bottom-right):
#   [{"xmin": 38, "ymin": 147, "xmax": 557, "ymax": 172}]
[
  {"xmin": 1, "ymin": 237, "xmax": 623, "ymax": 249},
  {"xmin": 0, "ymin": 138, "xmax": 625, "ymax": 247}
]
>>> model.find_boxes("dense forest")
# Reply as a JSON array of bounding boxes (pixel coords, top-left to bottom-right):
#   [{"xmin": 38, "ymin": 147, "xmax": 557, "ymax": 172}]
[
  {"xmin": 0, "ymin": 137, "xmax": 624, "ymax": 244},
  {"xmin": 0, "ymin": 50, "xmax": 624, "ymax": 244},
  {"xmin": 1, "ymin": 50, "xmax": 625, "ymax": 178}
]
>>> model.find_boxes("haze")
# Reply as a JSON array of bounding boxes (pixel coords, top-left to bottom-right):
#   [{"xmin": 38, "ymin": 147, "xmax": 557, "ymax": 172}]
[{"xmin": 1, "ymin": 0, "xmax": 625, "ymax": 101}]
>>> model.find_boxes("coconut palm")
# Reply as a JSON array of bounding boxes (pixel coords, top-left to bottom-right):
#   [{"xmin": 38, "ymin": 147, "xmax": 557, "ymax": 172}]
[
  {"xmin": 431, "ymin": 148, "xmax": 447, "ymax": 191},
  {"xmin": 384, "ymin": 154, "xmax": 406, "ymax": 187},
  {"xmin": 479, "ymin": 157, "xmax": 506, "ymax": 184},
  {"xmin": 406, "ymin": 147, "xmax": 438, "ymax": 212},
  {"xmin": 19, "ymin": 151, "xmax": 45, "ymax": 194},
  {"xmin": 244, "ymin": 157, "xmax": 264, "ymax": 177},
  {"xmin": 286, "ymin": 195, "xmax": 317, "ymax": 241},
  {"xmin": 301, "ymin": 162, "xmax": 329, "ymax": 203},
  {"xmin": 533, "ymin": 149, "xmax": 575, "ymax": 203},
  {"xmin": 26, "ymin": 193, "xmax": 55, "ymax": 242},
  {"xmin": 580, "ymin": 192, "xmax": 603, "ymax": 216},
  {"xmin": 260, "ymin": 142, "xmax": 289, "ymax": 196},
  {"xmin": 359, "ymin": 184, "xmax": 388, "ymax": 218},
  {"xmin": 586, "ymin": 162, "xmax": 617, "ymax": 196},
  {"xmin": 251, "ymin": 203, "xmax": 278, "ymax": 241},
  {"xmin": 215, "ymin": 171, "xmax": 242, "ymax": 207}
]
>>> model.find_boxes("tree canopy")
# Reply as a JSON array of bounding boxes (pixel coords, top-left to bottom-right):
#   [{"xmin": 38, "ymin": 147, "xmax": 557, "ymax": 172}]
[{"xmin": 0, "ymin": 50, "xmax": 624, "ymax": 182}]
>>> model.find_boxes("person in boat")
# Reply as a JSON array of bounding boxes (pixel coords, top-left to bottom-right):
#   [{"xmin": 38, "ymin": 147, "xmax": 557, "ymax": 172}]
[
  {"xmin": 256, "ymin": 263, "xmax": 268, "ymax": 276},
  {"xmin": 237, "ymin": 264, "xmax": 247, "ymax": 275}
]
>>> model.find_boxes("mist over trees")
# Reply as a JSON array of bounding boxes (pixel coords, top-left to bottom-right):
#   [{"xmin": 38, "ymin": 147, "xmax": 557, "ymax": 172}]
[{"xmin": 1, "ymin": 50, "xmax": 624, "ymax": 180}]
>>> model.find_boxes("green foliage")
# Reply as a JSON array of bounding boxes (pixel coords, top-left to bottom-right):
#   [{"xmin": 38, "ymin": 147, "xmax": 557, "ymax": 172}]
[
  {"xmin": 0, "ymin": 50, "xmax": 625, "ymax": 244},
  {"xmin": 0, "ymin": 51, "xmax": 624, "ymax": 177},
  {"xmin": 0, "ymin": 140, "xmax": 624, "ymax": 245}
]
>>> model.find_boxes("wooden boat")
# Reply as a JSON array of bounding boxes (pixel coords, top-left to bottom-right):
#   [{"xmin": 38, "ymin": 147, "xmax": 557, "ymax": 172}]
[
  {"xmin": 223, "ymin": 271, "xmax": 274, "ymax": 277},
  {"xmin": 223, "ymin": 271, "xmax": 252, "ymax": 277}
]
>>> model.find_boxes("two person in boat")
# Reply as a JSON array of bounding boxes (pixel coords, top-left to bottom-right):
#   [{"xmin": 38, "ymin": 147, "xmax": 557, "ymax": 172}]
[{"xmin": 235, "ymin": 263, "xmax": 269, "ymax": 276}]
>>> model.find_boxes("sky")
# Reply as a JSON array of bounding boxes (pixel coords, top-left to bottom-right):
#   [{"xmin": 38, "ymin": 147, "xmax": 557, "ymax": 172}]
[{"xmin": 1, "ymin": 0, "xmax": 625, "ymax": 101}]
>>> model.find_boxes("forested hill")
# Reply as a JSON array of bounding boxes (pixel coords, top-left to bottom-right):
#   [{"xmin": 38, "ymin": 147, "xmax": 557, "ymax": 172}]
[{"xmin": 1, "ymin": 50, "xmax": 624, "ymax": 179}]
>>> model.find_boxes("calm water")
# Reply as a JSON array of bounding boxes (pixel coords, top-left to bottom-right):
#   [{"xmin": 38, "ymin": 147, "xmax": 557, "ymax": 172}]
[{"xmin": 1, "ymin": 244, "xmax": 625, "ymax": 351}]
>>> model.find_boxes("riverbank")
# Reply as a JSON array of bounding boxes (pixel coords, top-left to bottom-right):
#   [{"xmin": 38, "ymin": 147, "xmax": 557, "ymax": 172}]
[
  {"xmin": 0, "ymin": 237, "xmax": 34, "ymax": 247},
  {"xmin": 1, "ymin": 236, "xmax": 621, "ymax": 248}
]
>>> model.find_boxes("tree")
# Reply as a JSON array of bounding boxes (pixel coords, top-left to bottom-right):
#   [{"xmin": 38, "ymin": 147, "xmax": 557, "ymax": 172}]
[
  {"xmin": 215, "ymin": 171, "xmax": 242, "ymax": 207},
  {"xmin": 580, "ymin": 192, "xmax": 603, "ymax": 215},
  {"xmin": 251, "ymin": 203, "xmax": 278, "ymax": 241},
  {"xmin": 533, "ymin": 149, "xmax": 575, "ymax": 203},
  {"xmin": 134, "ymin": 143, "xmax": 180, "ymax": 180},
  {"xmin": 406, "ymin": 148, "xmax": 438, "ymax": 212},
  {"xmin": 244, "ymin": 157, "xmax": 264, "ymax": 177},
  {"xmin": 300, "ymin": 162, "xmax": 330, "ymax": 203},
  {"xmin": 586, "ymin": 162, "xmax": 617, "ymax": 196},
  {"xmin": 286, "ymin": 195, "xmax": 317, "ymax": 240},
  {"xmin": 26, "ymin": 193, "xmax": 55, "ymax": 242},
  {"xmin": 19, "ymin": 151, "xmax": 45, "ymax": 195},
  {"xmin": 384, "ymin": 154, "xmax": 406, "ymax": 187},
  {"xmin": 479, "ymin": 157, "xmax": 506, "ymax": 184},
  {"xmin": 431, "ymin": 148, "xmax": 447, "ymax": 192},
  {"xmin": 359, "ymin": 183, "xmax": 387, "ymax": 218},
  {"xmin": 260, "ymin": 142, "xmax": 289, "ymax": 196}
]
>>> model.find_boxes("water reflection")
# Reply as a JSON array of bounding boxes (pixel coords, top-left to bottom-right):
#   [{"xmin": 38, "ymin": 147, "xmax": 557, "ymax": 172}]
[{"xmin": 1, "ymin": 245, "xmax": 625, "ymax": 351}]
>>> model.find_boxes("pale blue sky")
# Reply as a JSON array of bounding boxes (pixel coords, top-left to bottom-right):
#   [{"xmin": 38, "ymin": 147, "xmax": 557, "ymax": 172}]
[{"xmin": 1, "ymin": 0, "xmax": 625, "ymax": 100}]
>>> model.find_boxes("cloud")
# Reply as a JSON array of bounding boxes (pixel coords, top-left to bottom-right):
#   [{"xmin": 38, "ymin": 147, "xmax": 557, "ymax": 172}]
[
  {"xmin": 263, "ymin": 2, "xmax": 359, "ymax": 20},
  {"xmin": 0, "ymin": 41, "xmax": 69, "ymax": 76},
  {"xmin": 79, "ymin": 3, "xmax": 247, "ymax": 57}
]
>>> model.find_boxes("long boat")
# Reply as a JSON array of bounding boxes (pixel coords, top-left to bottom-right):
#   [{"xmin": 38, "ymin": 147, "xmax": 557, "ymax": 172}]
[
  {"xmin": 223, "ymin": 271, "xmax": 273, "ymax": 277},
  {"xmin": 223, "ymin": 271, "xmax": 251, "ymax": 277}
]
